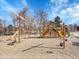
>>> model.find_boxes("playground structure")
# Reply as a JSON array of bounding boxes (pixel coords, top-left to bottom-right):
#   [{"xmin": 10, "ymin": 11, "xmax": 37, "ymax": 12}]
[
  {"xmin": 0, "ymin": 0, "xmax": 74, "ymax": 49},
  {"xmin": 41, "ymin": 22, "xmax": 69, "ymax": 48},
  {"xmin": 0, "ymin": 1, "xmax": 79, "ymax": 59},
  {"xmin": 1, "ymin": 3, "xmax": 70, "ymax": 49},
  {"xmin": 9, "ymin": 16, "xmax": 70, "ymax": 49}
]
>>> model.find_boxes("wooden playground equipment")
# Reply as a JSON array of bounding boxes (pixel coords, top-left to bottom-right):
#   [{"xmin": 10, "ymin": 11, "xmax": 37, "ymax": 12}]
[
  {"xmin": 8, "ymin": 17, "xmax": 69, "ymax": 49},
  {"xmin": 41, "ymin": 22, "xmax": 69, "ymax": 48},
  {"xmin": 7, "ymin": 15, "xmax": 70, "ymax": 49},
  {"xmin": 5, "ymin": 6, "xmax": 69, "ymax": 49},
  {"xmin": 0, "ymin": 0, "xmax": 72, "ymax": 49}
]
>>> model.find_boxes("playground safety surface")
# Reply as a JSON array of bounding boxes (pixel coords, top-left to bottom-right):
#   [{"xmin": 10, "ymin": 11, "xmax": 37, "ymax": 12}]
[{"xmin": 0, "ymin": 32, "xmax": 79, "ymax": 59}]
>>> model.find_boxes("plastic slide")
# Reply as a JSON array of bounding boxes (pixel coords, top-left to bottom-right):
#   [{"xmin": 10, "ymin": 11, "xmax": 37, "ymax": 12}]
[{"xmin": 57, "ymin": 31, "xmax": 64, "ymax": 38}]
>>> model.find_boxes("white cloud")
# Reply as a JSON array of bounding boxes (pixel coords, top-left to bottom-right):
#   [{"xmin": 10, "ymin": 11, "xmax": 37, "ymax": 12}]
[
  {"xmin": 61, "ymin": 4, "xmax": 79, "ymax": 18},
  {"xmin": 71, "ymin": 13, "xmax": 79, "ymax": 18},
  {"xmin": 0, "ymin": 0, "xmax": 18, "ymax": 25},
  {"xmin": 66, "ymin": 8, "xmax": 73, "ymax": 12},
  {"xmin": 0, "ymin": 0, "xmax": 17, "ymax": 13},
  {"xmin": 68, "ymin": 18, "xmax": 79, "ymax": 24},
  {"xmin": 75, "ymin": 4, "xmax": 79, "ymax": 9},
  {"xmin": 50, "ymin": 0, "xmax": 68, "ymax": 8},
  {"xmin": 68, "ymin": 5, "xmax": 79, "ymax": 18},
  {"xmin": 50, "ymin": 1, "xmax": 79, "ymax": 25},
  {"xmin": 61, "ymin": 10, "xmax": 66, "ymax": 14},
  {"xmin": 61, "ymin": 4, "xmax": 79, "ymax": 24},
  {"xmin": 20, "ymin": 0, "xmax": 28, "ymax": 7},
  {"xmin": 50, "ymin": 0, "xmax": 68, "ymax": 4},
  {"xmin": 50, "ymin": 0, "xmax": 69, "ymax": 18}
]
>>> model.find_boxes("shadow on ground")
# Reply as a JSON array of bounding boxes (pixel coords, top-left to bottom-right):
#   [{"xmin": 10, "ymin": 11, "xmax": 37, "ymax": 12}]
[
  {"xmin": 22, "ymin": 43, "xmax": 63, "ymax": 53},
  {"xmin": 38, "ymin": 46, "xmax": 63, "ymax": 49},
  {"xmin": 72, "ymin": 42, "xmax": 79, "ymax": 46}
]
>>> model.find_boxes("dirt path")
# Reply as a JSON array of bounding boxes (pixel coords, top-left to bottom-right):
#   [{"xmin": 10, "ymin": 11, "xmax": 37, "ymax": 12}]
[{"xmin": 0, "ymin": 32, "xmax": 79, "ymax": 59}]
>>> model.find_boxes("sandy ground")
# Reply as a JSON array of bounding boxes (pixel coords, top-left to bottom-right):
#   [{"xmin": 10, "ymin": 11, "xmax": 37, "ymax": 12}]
[{"xmin": 0, "ymin": 32, "xmax": 79, "ymax": 59}]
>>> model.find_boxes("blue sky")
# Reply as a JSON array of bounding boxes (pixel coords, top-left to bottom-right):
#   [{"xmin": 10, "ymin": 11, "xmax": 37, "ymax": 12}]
[{"xmin": 0, "ymin": 0, "xmax": 79, "ymax": 25}]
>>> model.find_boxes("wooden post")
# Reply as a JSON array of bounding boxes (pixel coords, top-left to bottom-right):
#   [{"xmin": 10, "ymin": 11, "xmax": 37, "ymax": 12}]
[
  {"xmin": 63, "ymin": 23, "xmax": 66, "ymax": 49},
  {"xmin": 63, "ymin": 37, "xmax": 66, "ymax": 49},
  {"xmin": 18, "ymin": 18, "xmax": 21, "ymax": 43},
  {"xmin": 17, "ymin": 16, "xmax": 22, "ymax": 43}
]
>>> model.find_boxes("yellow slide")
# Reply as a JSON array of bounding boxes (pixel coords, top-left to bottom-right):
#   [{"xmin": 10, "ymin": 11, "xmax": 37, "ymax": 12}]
[{"xmin": 57, "ymin": 31, "xmax": 65, "ymax": 38}]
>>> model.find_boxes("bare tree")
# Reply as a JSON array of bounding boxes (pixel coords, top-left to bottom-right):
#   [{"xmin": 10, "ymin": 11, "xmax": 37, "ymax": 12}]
[
  {"xmin": 35, "ymin": 9, "xmax": 48, "ymax": 33},
  {"xmin": 11, "ymin": 12, "xmax": 18, "ymax": 32},
  {"xmin": 0, "ymin": 18, "xmax": 4, "ymax": 35},
  {"xmin": 73, "ymin": 24, "xmax": 77, "ymax": 31}
]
